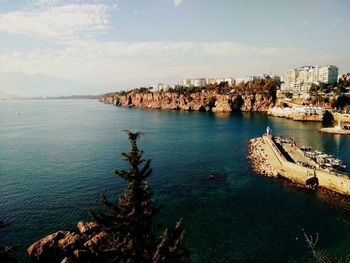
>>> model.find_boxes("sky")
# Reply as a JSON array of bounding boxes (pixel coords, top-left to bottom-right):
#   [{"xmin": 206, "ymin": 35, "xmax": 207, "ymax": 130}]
[{"xmin": 0, "ymin": 0, "xmax": 349, "ymax": 96}]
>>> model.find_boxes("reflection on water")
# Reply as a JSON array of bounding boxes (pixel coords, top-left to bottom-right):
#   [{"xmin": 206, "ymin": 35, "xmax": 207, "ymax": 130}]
[
  {"xmin": 212, "ymin": 112, "xmax": 231, "ymax": 119},
  {"xmin": 0, "ymin": 101, "xmax": 350, "ymax": 262}
]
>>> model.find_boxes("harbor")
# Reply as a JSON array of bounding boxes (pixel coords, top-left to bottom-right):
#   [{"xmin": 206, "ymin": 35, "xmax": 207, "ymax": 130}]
[{"xmin": 248, "ymin": 128, "xmax": 350, "ymax": 196}]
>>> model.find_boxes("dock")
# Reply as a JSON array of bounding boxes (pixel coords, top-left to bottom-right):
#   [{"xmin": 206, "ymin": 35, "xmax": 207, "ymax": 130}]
[{"xmin": 248, "ymin": 135, "xmax": 350, "ymax": 196}]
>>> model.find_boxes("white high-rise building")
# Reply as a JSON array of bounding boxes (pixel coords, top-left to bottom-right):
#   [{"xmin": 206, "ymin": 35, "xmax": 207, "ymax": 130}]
[
  {"xmin": 179, "ymin": 77, "xmax": 236, "ymax": 87},
  {"xmin": 318, "ymin": 65, "xmax": 338, "ymax": 84},
  {"xmin": 282, "ymin": 65, "xmax": 338, "ymax": 92}
]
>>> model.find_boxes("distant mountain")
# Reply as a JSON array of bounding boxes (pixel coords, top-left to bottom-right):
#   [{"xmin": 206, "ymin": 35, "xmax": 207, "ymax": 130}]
[
  {"xmin": 0, "ymin": 71, "xmax": 102, "ymax": 98},
  {"xmin": 31, "ymin": 95, "xmax": 101, "ymax": 100},
  {"xmin": 0, "ymin": 90, "xmax": 16, "ymax": 99}
]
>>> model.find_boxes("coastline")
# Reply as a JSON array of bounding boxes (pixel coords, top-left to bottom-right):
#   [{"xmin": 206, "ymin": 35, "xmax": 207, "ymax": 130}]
[
  {"xmin": 268, "ymin": 108, "xmax": 350, "ymax": 123},
  {"xmin": 267, "ymin": 110, "xmax": 323, "ymax": 122},
  {"xmin": 99, "ymin": 90, "xmax": 275, "ymax": 112}
]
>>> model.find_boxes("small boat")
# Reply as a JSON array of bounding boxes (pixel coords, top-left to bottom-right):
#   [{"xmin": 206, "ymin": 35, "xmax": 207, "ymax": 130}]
[{"xmin": 208, "ymin": 174, "xmax": 215, "ymax": 179}]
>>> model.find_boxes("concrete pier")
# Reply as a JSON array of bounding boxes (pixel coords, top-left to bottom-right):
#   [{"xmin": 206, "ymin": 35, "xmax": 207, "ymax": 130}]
[
  {"xmin": 248, "ymin": 135, "xmax": 350, "ymax": 196},
  {"xmin": 319, "ymin": 127, "xmax": 350, "ymax": 135}
]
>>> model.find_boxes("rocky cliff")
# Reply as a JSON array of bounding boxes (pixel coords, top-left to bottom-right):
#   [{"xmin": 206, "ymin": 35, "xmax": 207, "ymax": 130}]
[
  {"xmin": 99, "ymin": 91, "xmax": 275, "ymax": 112},
  {"xmin": 27, "ymin": 221, "xmax": 110, "ymax": 263}
]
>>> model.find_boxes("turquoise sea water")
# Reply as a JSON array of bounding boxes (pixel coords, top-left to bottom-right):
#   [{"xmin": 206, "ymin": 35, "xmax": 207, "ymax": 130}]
[{"xmin": 1, "ymin": 99, "xmax": 350, "ymax": 262}]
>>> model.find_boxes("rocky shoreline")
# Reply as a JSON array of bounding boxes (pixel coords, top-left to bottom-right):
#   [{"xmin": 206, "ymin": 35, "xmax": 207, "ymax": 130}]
[
  {"xmin": 268, "ymin": 108, "xmax": 350, "ymax": 123},
  {"xmin": 247, "ymin": 137, "xmax": 278, "ymax": 177},
  {"xmin": 27, "ymin": 221, "xmax": 110, "ymax": 263},
  {"xmin": 99, "ymin": 90, "xmax": 275, "ymax": 112},
  {"xmin": 267, "ymin": 110, "xmax": 323, "ymax": 121}
]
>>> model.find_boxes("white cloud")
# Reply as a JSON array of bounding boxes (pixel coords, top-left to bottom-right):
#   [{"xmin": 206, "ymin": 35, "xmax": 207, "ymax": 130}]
[
  {"xmin": 0, "ymin": 3, "xmax": 113, "ymax": 41},
  {"xmin": 29, "ymin": 0, "xmax": 59, "ymax": 7},
  {"xmin": 0, "ymin": 41, "xmax": 301, "ymax": 84},
  {"xmin": 1, "ymin": 39, "xmax": 347, "ymax": 94},
  {"xmin": 173, "ymin": 0, "xmax": 184, "ymax": 7}
]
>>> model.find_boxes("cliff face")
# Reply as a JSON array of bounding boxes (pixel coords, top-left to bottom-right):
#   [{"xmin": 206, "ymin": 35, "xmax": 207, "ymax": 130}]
[{"xmin": 99, "ymin": 91, "xmax": 274, "ymax": 112}]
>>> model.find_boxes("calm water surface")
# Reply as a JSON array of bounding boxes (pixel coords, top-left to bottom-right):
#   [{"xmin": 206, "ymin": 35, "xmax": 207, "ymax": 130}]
[{"xmin": 1, "ymin": 99, "xmax": 350, "ymax": 262}]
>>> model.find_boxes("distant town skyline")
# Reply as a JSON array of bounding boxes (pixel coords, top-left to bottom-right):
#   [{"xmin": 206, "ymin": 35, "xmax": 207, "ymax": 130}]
[{"xmin": 0, "ymin": 0, "xmax": 349, "ymax": 96}]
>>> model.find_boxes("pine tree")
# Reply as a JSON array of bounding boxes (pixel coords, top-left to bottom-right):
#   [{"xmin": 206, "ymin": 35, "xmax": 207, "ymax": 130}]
[
  {"xmin": 0, "ymin": 220, "xmax": 20, "ymax": 263},
  {"xmin": 90, "ymin": 130, "xmax": 188, "ymax": 263}
]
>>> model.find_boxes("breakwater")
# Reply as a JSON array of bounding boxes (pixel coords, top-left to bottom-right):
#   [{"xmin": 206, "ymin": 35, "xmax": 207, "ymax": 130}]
[
  {"xmin": 320, "ymin": 127, "xmax": 350, "ymax": 135},
  {"xmin": 248, "ymin": 137, "xmax": 278, "ymax": 177},
  {"xmin": 248, "ymin": 135, "xmax": 350, "ymax": 196},
  {"xmin": 99, "ymin": 90, "xmax": 275, "ymax": 112},
  {"xmin": 268, "ymin": 109, "xmax": 323, "ymax": 121},
  {"xmin": 268, "ymin": 106, "xmax": 350, "ymax": 123}
]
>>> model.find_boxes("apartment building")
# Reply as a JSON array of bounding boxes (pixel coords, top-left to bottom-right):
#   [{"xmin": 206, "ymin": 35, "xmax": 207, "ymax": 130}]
[
  {"xmin": 282, "ymin": 65, "xmax": 338, "ymax": 92},
  {"xmin": 236, "ymin": 74, "xmax": 281, "ymax": 84}
]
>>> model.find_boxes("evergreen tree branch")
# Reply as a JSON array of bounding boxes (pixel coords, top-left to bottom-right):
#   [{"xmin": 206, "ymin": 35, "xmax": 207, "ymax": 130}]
[{"xmin": 89, "ymin": 130, "xmax": 188, "ymax": 262}]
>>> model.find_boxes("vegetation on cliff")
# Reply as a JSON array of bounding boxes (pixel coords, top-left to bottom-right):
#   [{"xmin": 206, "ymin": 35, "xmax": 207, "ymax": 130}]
[
  {"xmin": 308, "ymin": 73, "xmax": 350, "ymax": 97},
  {"xmin": 322, "ymin": 110, "xmax": 334, "ymax": 125},
  {"xmin": 100, "ymin": 77, "xmax": 280, "ymax": 112},
  {"xmin": 306, "ymin": 73, "xmax": 350, "ymax": 111},
  {"xmin": 107, "ymin": 77, "xmax": 280, "ymax": 97}
]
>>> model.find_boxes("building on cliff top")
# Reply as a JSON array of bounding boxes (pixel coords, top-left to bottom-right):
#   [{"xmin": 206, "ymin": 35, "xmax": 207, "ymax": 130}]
[
  {"xmin": 281, "ymin": 65, "xmax": 338, "ymax": 93},
  {"xmin": 235, "ymin": 74, "xmax": 281, "ymax": 84},
  {"xmin": 150, "ymin": 83, "xmax": 170, "ymax": 92},
  {"xmin": 178, "ymin": 77, "xmax": 236, "ymax": 87}
]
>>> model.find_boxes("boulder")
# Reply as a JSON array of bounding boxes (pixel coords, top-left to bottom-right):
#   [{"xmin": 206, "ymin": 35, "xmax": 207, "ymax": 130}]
[
  {"xmin": 61, "ymin": 257, "xmax": 74, "ymax": 263},
  {"xmin": 84, "ymin": 231, "xmax": 111, "ymax": 253},
  {"xmin": 27, "ymin": 231, "xmax": 81, "ymax": 263},
  {"xmin": 77, "ymin": 221, "xmax": 100, "ymax": 236}
]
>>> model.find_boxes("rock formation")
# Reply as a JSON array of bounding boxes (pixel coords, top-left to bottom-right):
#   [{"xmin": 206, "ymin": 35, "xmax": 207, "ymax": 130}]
[
  {"xmin": 99, "ymin": 90, "xmax": 275, "ymax": 112},
  {"xmin": 27, "ymin": 221, "xmax": 107, "ymax": 263}
]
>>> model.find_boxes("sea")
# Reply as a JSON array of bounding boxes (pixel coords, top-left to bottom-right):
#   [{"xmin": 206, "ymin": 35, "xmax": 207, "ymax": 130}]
[{"xmin": 1, "ymin": 99, "xmax": 350, "ymax": 262}]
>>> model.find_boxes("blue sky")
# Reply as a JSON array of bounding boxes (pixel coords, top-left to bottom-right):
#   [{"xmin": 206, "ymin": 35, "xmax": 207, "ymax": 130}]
[{"xmin": 0, "ymin": 0, "xmax": 349, "ymax": 96}]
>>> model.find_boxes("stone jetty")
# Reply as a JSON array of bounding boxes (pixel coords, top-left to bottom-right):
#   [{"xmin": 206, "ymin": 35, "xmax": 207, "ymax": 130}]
[
  {"xmin": 248, "ymin": 135, "xmax": 350, "ymax": 196},
  {"xmin": 320, "ymin": 127, "xmax": 350, "ymax": 135},
  {"xmin": 248, "ymin": 137, "xmax": 278, "ymax": 177},
  {"xmin": 319, "ymin": 121, "xmax": 350, "ymax": 135}
]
